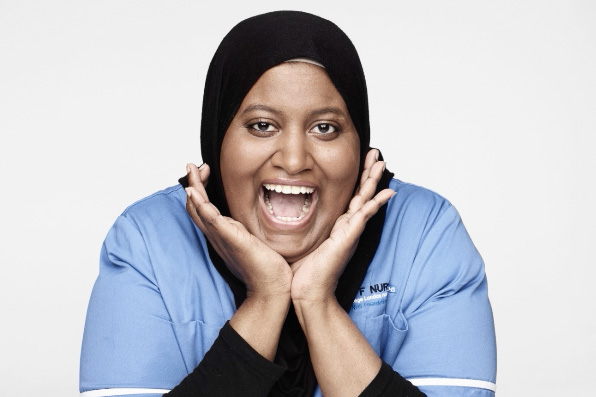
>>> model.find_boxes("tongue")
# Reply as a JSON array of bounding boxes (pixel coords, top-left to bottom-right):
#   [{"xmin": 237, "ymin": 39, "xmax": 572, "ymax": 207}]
[{"xmin": 268, "ymin": 191, "xmax": 306, "ymax": 218}]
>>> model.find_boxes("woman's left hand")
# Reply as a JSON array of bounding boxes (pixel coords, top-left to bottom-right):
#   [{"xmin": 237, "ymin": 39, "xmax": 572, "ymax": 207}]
[
  {"xmin": 289, "ymin": 149, "xmax": 394, "ymax": 396},
  {"xmin": 290, "ymin": 149, "xmax": 395, "ymax": 304}
]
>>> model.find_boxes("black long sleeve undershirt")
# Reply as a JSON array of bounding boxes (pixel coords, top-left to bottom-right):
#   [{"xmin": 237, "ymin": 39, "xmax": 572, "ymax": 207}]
[
  {"xmin": 360, "ymin": 361, "xmax": 426, "ymax": 397},
  {"xmin": 165, "ymin": 322, "xmax": 425, "ymax": 397},
  {"xmin": 165, "ymin": 322, "xmax": 285, "ymax": 396}
]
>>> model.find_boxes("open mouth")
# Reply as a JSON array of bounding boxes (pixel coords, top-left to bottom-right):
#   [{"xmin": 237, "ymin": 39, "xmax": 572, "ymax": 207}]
[{"xmin": 262, "ymin": 183, "xmax": 314, "ymax": 222}]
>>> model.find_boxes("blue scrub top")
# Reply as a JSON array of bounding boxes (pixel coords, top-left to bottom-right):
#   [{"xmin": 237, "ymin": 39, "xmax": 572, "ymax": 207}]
[{"xmin": 80, "ymin": 179, "xmax": 497, "ymax": 396}]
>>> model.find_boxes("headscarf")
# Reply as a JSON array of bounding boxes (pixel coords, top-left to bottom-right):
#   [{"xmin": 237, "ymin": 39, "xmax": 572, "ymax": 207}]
[{"xmin": 180, "ymin": 10, "xmax": 394, "ymax": 396}]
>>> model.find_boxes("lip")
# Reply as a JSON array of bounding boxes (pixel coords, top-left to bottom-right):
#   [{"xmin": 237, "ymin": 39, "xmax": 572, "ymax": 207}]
[{"xmin": 258, "ymin": 178, "xmax": 318, "ymax": 231}]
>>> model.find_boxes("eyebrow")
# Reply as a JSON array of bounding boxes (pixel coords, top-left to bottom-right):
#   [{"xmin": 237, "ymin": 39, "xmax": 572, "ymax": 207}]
[
  {"xmin": 240, "ymin": 104, "xmax": 284, "ymax": 117},
  {"xmin": 308, "ymin": 107, "xmax": 346, "ymax": 118},
  {"xmin": 240, "ymin": 104, "xmax": 346, "ymax": 119}
]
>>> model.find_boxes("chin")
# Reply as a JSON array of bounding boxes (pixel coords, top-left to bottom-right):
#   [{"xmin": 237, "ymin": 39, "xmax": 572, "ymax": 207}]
[
  {"xmin": 282, "ymin": 253, "xmax": 307, "ymax": 264},
  {"xmin": 272, "ymin": 242, "xmax": 318, "ymax": 264}
]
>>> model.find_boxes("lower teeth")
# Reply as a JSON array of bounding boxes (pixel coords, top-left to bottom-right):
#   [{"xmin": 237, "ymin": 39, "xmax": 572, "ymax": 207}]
[
  {"xmin": 277, "ymin": 215, "xmax": 301, "ymax": 221},
  {"xmin": 264, "ymin": 192, "xmax": 311, "ymax": 221}
]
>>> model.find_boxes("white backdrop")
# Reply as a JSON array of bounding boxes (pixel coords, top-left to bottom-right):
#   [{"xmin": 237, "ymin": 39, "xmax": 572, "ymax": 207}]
[{"xmin": 1, "ymin": 1, "xmax": 595, "ymax": 395}]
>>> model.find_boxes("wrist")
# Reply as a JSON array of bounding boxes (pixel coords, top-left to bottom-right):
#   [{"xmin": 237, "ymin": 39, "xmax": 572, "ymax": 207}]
[
  {"xmin": 247, "ymin": 274, "xmax": 292, "ymax": 302},
  {"xmin": 292, "ymin": 295, "xmax": 340, "ymax": 326},
  {"xmin": 246, "ymin": 289, "xmax": 292, "ymax": 306},
  {"xmin": 244, "ymin": 264, "xmax": 293, "ymax": 300},
  {"xmin": 290, "ymin": 280, "xmax": 338, "ymax": 307},
  {"xmin": 230, "ymin": 292, "xmax": 291, "ymax": 362}
]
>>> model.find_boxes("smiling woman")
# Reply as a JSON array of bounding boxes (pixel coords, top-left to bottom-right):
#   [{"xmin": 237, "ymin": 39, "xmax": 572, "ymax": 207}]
[
  {"xmin": 220, "ymin": 62, "xmax": 360, "ymax": 263},
  {"xmin": 80, "ymin": 11, "xmax": 496, "ymax": 397}
]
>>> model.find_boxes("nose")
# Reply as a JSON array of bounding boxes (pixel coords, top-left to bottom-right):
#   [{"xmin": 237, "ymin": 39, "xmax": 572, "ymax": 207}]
[{"xmin": 270, "ymin": 128, "xmax": 313, "ymax": 175}]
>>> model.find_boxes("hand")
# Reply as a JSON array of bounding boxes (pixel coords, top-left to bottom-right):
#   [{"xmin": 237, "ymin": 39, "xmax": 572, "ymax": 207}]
[
  {"xmin": 185, "ymin": 163, "xmax": 292, "ymax": 298},
  {"xmin": 290, "ymin": 149, "xmax": 395, "ymax": 304}
]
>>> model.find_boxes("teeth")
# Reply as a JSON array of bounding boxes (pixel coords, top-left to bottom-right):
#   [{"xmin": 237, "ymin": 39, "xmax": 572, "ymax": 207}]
[
  {"xmin": 277, "ymin": 215, "xmax": 301, "ymax": 222},
  {"xmin": 264, "ymin": 194, "xmax": 273, "ymax": 212},
  {"xmin": 263, "ymin": 184, "xmax": 314, "ymax": 222},
  {"xmin": 263, "ymin": 184, "xmax": 315, "ymax": 194}
]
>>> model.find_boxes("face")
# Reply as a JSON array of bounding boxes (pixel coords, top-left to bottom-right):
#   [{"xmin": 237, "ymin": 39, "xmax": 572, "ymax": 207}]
[{"xmin": 220, "ymin": 62, "xmax": 360, "ymax": 263}]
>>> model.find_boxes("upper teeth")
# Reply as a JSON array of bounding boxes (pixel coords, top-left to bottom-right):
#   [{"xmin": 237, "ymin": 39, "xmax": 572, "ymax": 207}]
[{"xmin": 263, "ymin": 184, "xmax": 315, "ymax": 195}]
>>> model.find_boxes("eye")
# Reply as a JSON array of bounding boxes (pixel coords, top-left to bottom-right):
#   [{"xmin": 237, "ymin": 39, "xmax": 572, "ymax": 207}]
[
  {"xmin": 247, "ymin": 121, "xmax": 278, "ymax": 135},
  {"xmin": 311, "ymin": 123, "xmax": 338, "ymax": 134}
]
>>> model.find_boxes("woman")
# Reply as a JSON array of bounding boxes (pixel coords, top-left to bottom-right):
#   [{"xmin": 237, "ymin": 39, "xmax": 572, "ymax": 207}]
[{"xmin": 80, "ymin": 11, "xmax": 496, "ymax": 397}]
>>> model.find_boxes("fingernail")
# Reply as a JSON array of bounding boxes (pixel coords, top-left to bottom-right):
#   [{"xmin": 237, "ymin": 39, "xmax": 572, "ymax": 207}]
[
  {"xmin": 198, "ymin": 163, "xmax": 205, "ymax": 170},
  {"xmin": 375, "ymin": 150, "xmax": 379, "ymax": 161},
  {"xmin": 185, "ymin": 188, "xmax": 191, "ymax": 198},
  {"xmin": 186, "ymin": 164, "xmax": 191, "ymax": 174}
]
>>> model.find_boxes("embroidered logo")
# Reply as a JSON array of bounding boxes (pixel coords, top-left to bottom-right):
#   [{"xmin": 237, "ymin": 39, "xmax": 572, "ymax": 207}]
[{"xmin": 351, "ymin": 282, "xmax": 395, "ymax": 310}]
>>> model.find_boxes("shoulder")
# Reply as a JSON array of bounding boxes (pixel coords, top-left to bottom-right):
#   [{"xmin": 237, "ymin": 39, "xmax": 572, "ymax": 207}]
[
  {"xmin": 374, "ymin": 178, "xmax": 486, "ymax": 310},
  {"xmin": 100, "ymin": 183, "xmax": 197, "ymax": 283},
  {"xmin": 119, "ymin": 184, "xmax": 187, "ymax": 227},
  {"xmin": 361, "ymin": 179, "xmax": 464, "ymax": 310},
  {"xmin": 388, "ymin": 178, "xmax": 452, "ymax": 213},
  {"xmin": 383, "ymin": 176, "xmax": 481, "ymax": 266},
  {"xmin": 98, "ymin": 183, "xmax": 231, "ymax": 318},
  {"xmin": 381, "ymin": 178, "xmax": 486, "ymax": 309},
  {"xmin": 384, "ymin": 178, "xmax": 458, "ymax": 239},
  {"xmin": 361, "ymin": 180, "xmax": 496, "ymax": 391}
]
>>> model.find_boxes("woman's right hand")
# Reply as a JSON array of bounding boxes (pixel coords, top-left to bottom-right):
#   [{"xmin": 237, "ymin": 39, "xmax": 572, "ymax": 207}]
[{"xmin": 185, "ymin": 163, "xmax": 293, "ymax": 299}]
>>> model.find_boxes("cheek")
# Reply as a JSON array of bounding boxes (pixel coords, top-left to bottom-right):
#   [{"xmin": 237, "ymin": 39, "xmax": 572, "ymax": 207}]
[
  {"xmin": 328, "ymin": 136, "xmax": 360, "ymax": 182},
  {"xmin": 317, "ymin": 137, "xmax": 360, "ymax": 209},
  {"xmin": 221, "ymin": 142, "xmax": 255, "ymax": 182},
  {"xmin": 220, "ymin": 134, "xmax": 271, "ymax": 218}
]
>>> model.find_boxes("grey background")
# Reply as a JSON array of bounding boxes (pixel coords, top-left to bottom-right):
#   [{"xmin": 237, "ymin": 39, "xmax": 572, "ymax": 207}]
[{"xmin": 1, "ymin": 0, "xmax": 595, "ymax": 395}]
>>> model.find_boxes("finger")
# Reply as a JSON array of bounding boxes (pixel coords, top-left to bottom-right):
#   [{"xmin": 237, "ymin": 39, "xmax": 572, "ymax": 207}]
[
  {"xmin": 357, "ymin": 149, "xmax": 379, "ymax": 193},
  {"xmin": 361, "ymin": 160, "xmax": 386, "ymax": 198},
  {"xmin": 187, "ymin": 185, "xmax": 223, "ymax": 221},
  {"xmin": 186, "ymin": 163, "xmax": 210, "ymax": 202},
  {"xmin": 186, "ymin": 188, "xmax": 235, "ymax": 252},
  {"xmin": 198, "ymin": 163, "xmax": 211, "ymax": 188},
  {"xmin": 363, "ymin": 149, "xmax": 379, "ymax": 176},
  {"xmin": 347, "ymin": 161, "xmax": 386, "ymax": 215},
  {"xmin": 186, "ymin": 185, "xmax": 228, "ymax": 242},
  {"xmin": 186, "ymin": 163, "xmax": 200, "ymax": 187},
  {"xmin": 359, "ymin": 188, "xmax": 395, "ymax": 220},
  {"xmin": 343, "ymin": 189, "xmax": 395, "ymax": 236},
  {"xmin": 333, "ymin": 188, "xmax": 394, "ymax": 254},
  {"xmin": 185, "ymin": 188, "xmax": 207, "ymax": 232}
]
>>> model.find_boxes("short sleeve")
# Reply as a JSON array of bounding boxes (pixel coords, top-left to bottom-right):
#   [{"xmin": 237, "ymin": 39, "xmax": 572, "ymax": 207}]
[
  {"xmin": 396, "ymin": 204, "xmax": 497, "ymax": 396},
  {"xmin": 80, "ymin": 215, "xmax": 187, "ymax": 396}
]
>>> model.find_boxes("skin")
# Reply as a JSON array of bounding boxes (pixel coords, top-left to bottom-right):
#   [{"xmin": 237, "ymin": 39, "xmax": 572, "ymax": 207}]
[
  {"xmin": 219, "ymin": 62, "xmax": 361, "ymax": 264},
  {"xmin": 185, "ymin": 62, "xmax": 395, "ymax": 396}
]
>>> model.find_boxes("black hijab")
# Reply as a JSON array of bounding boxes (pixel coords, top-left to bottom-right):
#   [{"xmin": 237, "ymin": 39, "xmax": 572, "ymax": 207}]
[{"xmin": 180, "ymin": 10, "xmax": 393, "ymax": 396}]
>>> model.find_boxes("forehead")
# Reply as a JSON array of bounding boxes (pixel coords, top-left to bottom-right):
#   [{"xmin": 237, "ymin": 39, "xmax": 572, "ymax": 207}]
[{"xmin": 238, "ymin": 62, "xmax": 349, "ymax": 115}]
